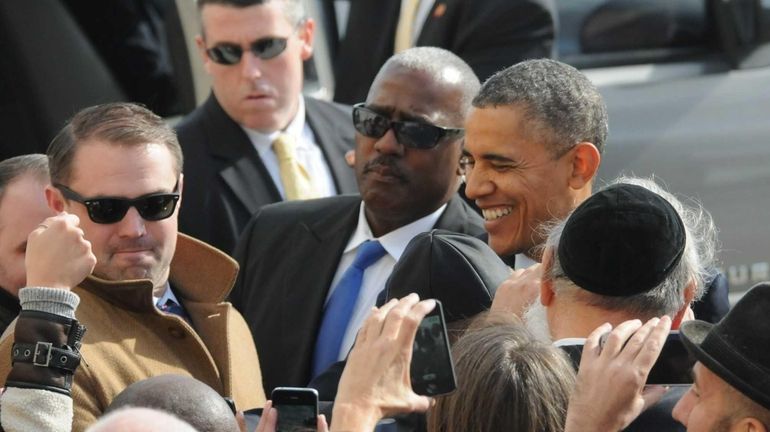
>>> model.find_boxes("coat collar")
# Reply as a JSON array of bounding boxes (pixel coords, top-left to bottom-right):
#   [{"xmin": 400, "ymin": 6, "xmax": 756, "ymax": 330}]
[{"xmin": 79, "ymin": 234, "xmax": 238, "ymax": 313}]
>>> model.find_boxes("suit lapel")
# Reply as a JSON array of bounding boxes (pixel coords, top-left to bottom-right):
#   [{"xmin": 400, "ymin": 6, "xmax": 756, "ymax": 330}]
[
  {"xmin": 280, "ymin": 198, "xmax": 360, "ymax": 384},
  {"xmin": 435, "ymin": 195, "xmax": 485, "ymax": 236},
  {"xmin": 304, "ymin": 97, "xmax": 358, "ymax": 194},
  {"xmin": 203, "ymin": 95, "xmax": 281, "ymax": 215}
]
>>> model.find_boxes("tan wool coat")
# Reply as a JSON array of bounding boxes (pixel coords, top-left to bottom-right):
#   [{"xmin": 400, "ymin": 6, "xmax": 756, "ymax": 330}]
[{"xmin": 0, "ymin": 234, "xmax": 266, "ymax": 432}]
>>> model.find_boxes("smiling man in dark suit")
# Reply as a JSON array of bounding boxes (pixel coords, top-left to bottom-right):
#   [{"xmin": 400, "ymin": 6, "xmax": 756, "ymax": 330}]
[
  {"xmin": 231, "ymin": 47, "xmax": 484, "ymax": 395},
  {"xmin": 176, "ymin": 0, "xmax": 357, "ymax": 254},
  {"xmin": 333, "ymin": 0, "xmax": 557, "ymax": 104}
]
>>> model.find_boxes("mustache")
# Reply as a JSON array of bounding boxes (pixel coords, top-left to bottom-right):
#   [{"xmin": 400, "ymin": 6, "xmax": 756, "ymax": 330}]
[{"xmin": 362, "ymin": 156, "xmax": 407, "ymax": 181}]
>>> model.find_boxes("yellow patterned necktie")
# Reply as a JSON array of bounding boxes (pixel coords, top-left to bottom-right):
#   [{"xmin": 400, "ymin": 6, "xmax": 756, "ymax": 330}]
[
  {"xmin": 272, "ymin": 133, "xmax": 317, "ymax": 200},
  {"xmin": 394, "ymin": 0, "xmax": 421, "ymax": 53}
]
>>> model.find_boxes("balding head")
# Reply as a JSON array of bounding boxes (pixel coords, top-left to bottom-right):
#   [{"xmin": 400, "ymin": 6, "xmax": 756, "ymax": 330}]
[
  {"xmin": 106, "ymin": 375, "xmax": 239, "ymax": 432},
  {"xmin": 371, "ymin": 47, "xmax": 480, "ymax": 125},
  {"xmin": 87, "ymin": 407, "xmax": 197, "ymax": 432}
]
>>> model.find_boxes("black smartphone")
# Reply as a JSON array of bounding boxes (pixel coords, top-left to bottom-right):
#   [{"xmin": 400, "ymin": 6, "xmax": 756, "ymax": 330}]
[
  {"xmin": 646, "ymin": 331, "xmax": 695, "ymax": 385},
  {"xmin": 271, "ymin": 387, "xmax": 318, "ymax": 432},
  {"xmin": 410, "ymin": 300, "xmax": 457, "ymax": 396},
  {"xmin": 557, "ymin": 331, "xmax": 695, "ymax": 386}
]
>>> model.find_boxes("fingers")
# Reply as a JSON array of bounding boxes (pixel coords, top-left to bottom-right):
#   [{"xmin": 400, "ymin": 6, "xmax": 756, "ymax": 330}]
[
  {"xmin": 255, "ymin": 401, "xmax": 276, "ymax": 432},
  {"xmin": 235, "ymin": 410, "xmax": 247, "ymax": 432},
  {"xmin": 599, "ymin": 319, "xmax": 642, "ymax": 357},
  {"xmin": 583, "ymin": 322, "xmax": 612, "ymax": 359},
  {"xmin": 317, "ymin": 414, "xmax": 329, "ymax": 432},
  {"xmin": 380, "ymin": 294, "xmax": 421, "ymax": 341},
  {"xmin": 632, "ymin": 315, "xmax": 671, "ymax": 371},
  {"xmin": 357, "ymin": 298, "xmax": 399, "ymax": 345}
]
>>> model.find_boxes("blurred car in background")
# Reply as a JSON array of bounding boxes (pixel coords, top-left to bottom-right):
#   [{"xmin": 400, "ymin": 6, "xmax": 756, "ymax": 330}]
[
  {"xmin": 1, "ymin": 0, "xmax": 767, "ymax": 298},
  {"xmin": 557, "ymin": 0, "xmax": 770, "ymax": 299}
]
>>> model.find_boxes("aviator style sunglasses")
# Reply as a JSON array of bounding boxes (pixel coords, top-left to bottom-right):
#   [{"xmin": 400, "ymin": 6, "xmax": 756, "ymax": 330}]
[
  {"xmin": 53, "ymin": 183, "xmax": 180, "ymax": 224},
  {"xmin": 352, "ymin": 103, "xmax": 464, "ymax": 149},
  {"xmin": 206, "ymin": 37, "xmax": 288, "ymax": 65}
]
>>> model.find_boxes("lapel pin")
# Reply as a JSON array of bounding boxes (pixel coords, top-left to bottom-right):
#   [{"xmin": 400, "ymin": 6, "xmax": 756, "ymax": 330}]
[{"xmin": 433, "ymin": 3, "xmax": 447, "ymax": 18}]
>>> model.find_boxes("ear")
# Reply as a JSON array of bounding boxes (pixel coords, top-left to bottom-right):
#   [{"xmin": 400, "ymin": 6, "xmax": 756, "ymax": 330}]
[
  {"xmin": 297, "ymin": 18, "xmax": 315, "ymax": 61},
  {"xmin": 567, "ymin": 142, "xmax": 601, "ymax": 190},
  {"xmin": 45, "ymin": 184, "xmax": 65, "ymax": 213},
  {"xmin": 671, "ymin": 279, "xmax": 697, "ymax": 329},
  {"xmin": 540, "ymin": 247, "xmax": 556, "ymax": 306},
  {"xmin": 195, "ymin": 35, "xmax": 214, "ymax": 74},
  {"xmin": 177, "ymin": 173, "xmax": 184, "ymax": 210},
  {"xmin": 731, "ymin": 417, "xmax": 768, "ymax": 432}
]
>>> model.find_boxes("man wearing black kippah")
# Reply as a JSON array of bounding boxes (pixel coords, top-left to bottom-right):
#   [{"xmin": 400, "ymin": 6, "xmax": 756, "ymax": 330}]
[{"xmin": 524, "ymin": 177, "xmax": 719, "ymax": 431}]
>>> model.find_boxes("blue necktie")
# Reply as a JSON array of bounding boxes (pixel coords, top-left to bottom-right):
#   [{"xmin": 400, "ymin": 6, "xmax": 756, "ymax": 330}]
[
  {"xmin": 312, "ymin": 240, "xmax": 387, "ymax": 377},
  {"xmin": 158, "ymin": 298, "xmax": 191, "ymax": 324}
]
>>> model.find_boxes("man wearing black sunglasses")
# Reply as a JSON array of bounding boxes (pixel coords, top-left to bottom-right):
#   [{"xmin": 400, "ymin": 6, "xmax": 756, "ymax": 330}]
[
  {"xmin": 0, "ymin": 103, "xmax": 266, "ymax": 431},
  {"xmin": 231, "ymin": 47, "xmax": 487, "ymax": 396},
  {"xmin": 176, "ymin": 0, "xmax": 357, "ymax": 255}
]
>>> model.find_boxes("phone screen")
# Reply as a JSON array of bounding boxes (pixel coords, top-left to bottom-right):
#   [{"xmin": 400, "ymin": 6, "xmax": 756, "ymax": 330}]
[
  {"xmin": 275, "ymin": 405, "xmax": 316, "ymax": 432},
  {"xmin": 272, "ymin": 387, "xmax": 318, "ymax": 432},
  {"xmin": 410, "ymin": 300, "xmax": 457, "ymax": 396}
]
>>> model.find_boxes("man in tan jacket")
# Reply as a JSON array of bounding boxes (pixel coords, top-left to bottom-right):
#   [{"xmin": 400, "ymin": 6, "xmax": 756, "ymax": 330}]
[{"xmin": 0, "ymin": 102, "xmax": 265, "ymax": 431}]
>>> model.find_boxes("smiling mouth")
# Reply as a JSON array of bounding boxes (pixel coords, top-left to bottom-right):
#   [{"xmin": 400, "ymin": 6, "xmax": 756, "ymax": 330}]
[{"xmin": 482, "ymin": 207, "xmax": 512, "ymax": 221}]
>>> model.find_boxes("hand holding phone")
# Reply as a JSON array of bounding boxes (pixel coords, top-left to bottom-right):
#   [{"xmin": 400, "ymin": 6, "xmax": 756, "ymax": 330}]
[
  {"xmin": 271, "ymin": 387, "xmax": 318, "ymax": 432},
  {"xmin": 333, "ymin": 294, "xmax": 435, "ymax": 431}
]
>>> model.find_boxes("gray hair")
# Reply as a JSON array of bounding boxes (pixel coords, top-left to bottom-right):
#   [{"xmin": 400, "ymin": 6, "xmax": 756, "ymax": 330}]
[
  {"xmin": 0, "ymin": 154, "xmax": 49, "ymax": 203},
  {"xmin": 544, "ymin": 176, "xmax": 718, "ymax": 318},
  {"xmin": 197, "ymin": 0, "xmax": 306, "ymax": 27},
  {"xmin": 373, "ymin": 47, "xmax": 481, "ymax": 124},
  {"xmin": 473, "ymin": 59, "xmax": 608, "ymax": 156}
]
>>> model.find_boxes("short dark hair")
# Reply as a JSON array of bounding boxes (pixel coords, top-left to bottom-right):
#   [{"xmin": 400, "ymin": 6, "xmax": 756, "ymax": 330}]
[
  {"xmin": 197, "ymin": 0, "xmax": 305, "ymax": 27},
  {"xmin": 47, "ymin": 103, "xmax": 182, "ymax": 185},
  {"xmin": 0, "ymin": 154, "xmax": 49, "ymax": 203},
  {"xmin": 428, "ymin": 322, "xmax": 575, "ymax": 432},
  {"xmin": 473, "ymin": 59, "xmax": 608, "ymax": 156}
]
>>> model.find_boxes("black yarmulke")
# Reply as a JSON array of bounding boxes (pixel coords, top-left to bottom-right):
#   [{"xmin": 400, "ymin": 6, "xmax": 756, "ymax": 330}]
[{"xmin": 557, "ymin": 183, "xmax": 686, "ymax": 297}]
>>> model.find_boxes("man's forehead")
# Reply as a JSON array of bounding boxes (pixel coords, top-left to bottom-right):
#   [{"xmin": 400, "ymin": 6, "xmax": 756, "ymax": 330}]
[
  {"xmin": 68, "ymin": 141, "xmax": 177, "ymax": 191},
  {"xmin": 367, "ymin": 67, "xmax": 460, "ymax": 124},
  {"xmin": 200, "ymin": 1, "xmax": 293, "ymax": 39}
]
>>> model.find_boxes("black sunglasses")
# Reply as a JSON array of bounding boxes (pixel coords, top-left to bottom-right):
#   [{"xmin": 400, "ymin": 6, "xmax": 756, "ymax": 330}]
[
  {"xmin": 206, "ymin": 37, "xmax": 288, "ymax": 65},
  {"xmin": 54, "ymin": 183, "xmax": 180, "ymax": 224},
  {"xmin": 352, "ymin": 103, "xmax": 464, "ymax": 149}
]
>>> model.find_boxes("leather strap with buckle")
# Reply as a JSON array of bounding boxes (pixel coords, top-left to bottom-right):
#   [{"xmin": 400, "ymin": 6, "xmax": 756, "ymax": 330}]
[{"xmin": 12, "ymin": 341, "xmax": 80, "ymax": 373}]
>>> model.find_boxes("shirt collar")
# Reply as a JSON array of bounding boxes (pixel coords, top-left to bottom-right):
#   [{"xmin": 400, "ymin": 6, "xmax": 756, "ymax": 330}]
[
  {"xmin": 515, "ymin": 253, "xmax": 539, "ymax": 269},
  {"xmin": 344, "ymin": 202, "xmax": 448, "ymax": 260},
  {"xmin": 153, "ymin": 282, "xmax": 180, "ymax": 308},
  {"xmin": 240, "ymin": 95, "xmax": 306, "ymax": 148}
]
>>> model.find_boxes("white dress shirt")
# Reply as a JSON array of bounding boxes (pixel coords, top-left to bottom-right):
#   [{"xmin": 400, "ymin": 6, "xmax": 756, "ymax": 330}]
[
  {"xmin": 326, "ymin": 201, "xmax": 448, "ymax": 360},
  {"xmin": 515, "ymin": 253, "xmax": 538, "ymax": 269},
  {"xmin": 400, "ymin": 0, "xmax": 436, "ymax": 45},
  {"xmin": 241, "ymin": 97, "xmax": 337, "ymax": 199},
  {"xmin": 153, "ymin": 282, "xmax": 181, "ymax": 309}
]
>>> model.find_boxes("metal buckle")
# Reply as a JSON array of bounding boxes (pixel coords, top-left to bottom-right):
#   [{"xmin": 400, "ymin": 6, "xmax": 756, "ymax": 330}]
[{"xmin": 33, "ymin": 342, "xmax": 52, "ymax": 367}]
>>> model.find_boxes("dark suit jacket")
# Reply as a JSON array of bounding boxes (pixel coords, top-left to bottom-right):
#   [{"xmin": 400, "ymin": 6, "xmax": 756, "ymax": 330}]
[
  {"xmin": 333, "ymin": 0, "xmax": 557, "ymax": 104},
  {"xmin": 230, "ymin": 194, "xmax": 484, "ymax": 395},
  {"xmin": 175, "ymin": 93, "xmax": 358, "ymax": 254}
]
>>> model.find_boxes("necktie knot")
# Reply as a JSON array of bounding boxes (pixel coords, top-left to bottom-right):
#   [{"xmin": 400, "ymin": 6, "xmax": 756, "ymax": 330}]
[
  {"xmin": 271, "ymin": 133, "xmax": 318, "ymax": 200},
  {"xmin": 272, "ymin": 133, "xmax": 296, "ymax": 161},
  {"xmin": 351, "ymin": 240, "xmax": 387, "ymax": 270}
]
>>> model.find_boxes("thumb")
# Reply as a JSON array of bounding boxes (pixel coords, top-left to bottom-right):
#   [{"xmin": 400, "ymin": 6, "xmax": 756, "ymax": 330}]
[{"xmin": 641, "ymin": 385, "xmax": 668, "ymax": 411}]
